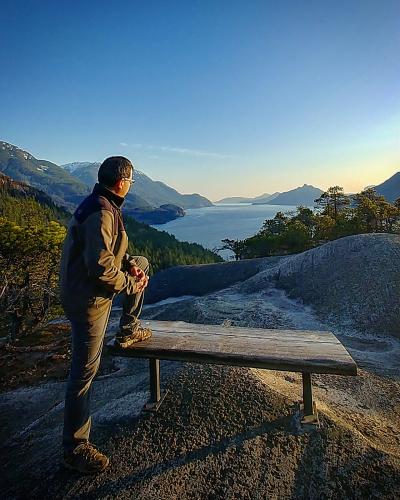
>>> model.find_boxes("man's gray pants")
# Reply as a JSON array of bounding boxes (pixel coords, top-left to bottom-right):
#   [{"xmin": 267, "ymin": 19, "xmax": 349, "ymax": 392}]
[{"xmin": 62, "ymin": 256, "xmax": 149, "ymax": 452}]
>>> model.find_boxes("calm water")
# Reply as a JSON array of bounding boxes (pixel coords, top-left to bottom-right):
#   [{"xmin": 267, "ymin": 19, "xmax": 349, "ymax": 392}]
[{"xmin": 151, "ymin": 203, "xmax": 297, "ymax": 260}]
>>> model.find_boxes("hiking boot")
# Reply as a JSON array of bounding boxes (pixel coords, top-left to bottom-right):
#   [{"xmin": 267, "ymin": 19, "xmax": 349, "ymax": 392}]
[
  {"xmin": 63, "ymin": 442, "xmax": 109, "ymax": 474},
  {"xmin": 114, "ymin": 324, "xmax": 152, "ymax": 348}
]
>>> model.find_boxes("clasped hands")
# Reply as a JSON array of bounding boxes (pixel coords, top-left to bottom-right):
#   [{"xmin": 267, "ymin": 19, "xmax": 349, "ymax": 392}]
[{"xmin": 129, "ymin": 265, "xmax": 149, "ymax": 293}]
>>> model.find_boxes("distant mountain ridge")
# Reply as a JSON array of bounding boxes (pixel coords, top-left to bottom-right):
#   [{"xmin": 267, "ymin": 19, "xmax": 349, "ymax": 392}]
[
  {"xmin": 217, "ymin": 172, "xmax": 400, "ymax": 207},
  {"xmin": 62, "ymin": 161, "xmax": 94, "ymax": 173},
  {"xmin": 216, "ymin": 196, "xmax": 255, "ymax": 204},
  {"xmin": 216, "ymin": 192, "xmax": 280, "ymax": 204},
  {"xmin": 253, "ymin": 184, "xmax": 323, "ymax": 206}
]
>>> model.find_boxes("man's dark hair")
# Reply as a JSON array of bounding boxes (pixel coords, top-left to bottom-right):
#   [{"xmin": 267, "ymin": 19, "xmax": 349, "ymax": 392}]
[{"xmin": 98, "ymin": 156, "xmax": 133, "ymax": 187}]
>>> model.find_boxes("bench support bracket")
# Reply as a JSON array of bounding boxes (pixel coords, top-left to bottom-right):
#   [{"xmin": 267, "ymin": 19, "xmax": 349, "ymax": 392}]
[
  {"xmin": 301, "ymin": 372, "xmax": 319, "ymax": 425},
  {"xmin": 143, "ymin": 358, "xmax": 167, "ymax": 412}
]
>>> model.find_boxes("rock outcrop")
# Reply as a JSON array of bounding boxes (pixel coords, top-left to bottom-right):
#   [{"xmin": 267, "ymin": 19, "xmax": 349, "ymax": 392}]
[
  {"xmin": 271, "ymin": 233, "xmax": 400, "ymax": 337},
  {"xmin": 145, "ymin": 257, "xmax": 279, "ymax": 304}
]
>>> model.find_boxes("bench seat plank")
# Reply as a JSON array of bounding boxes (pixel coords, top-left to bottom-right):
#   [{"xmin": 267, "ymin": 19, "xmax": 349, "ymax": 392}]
[
  {"xmin": 107, "ymin": 320, "xmax": 357, "ymax": 376},
  {"xmin": 143, "ymin": 321, "xmax": 343, "ymax": 343}
]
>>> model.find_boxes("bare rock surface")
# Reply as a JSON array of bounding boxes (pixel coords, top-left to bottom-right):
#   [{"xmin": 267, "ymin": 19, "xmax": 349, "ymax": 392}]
[
  {"xmin": 1, "ymin": 357, "xmax": 399, "ymax": 499},
  {"xmin": 239, "ymin": 233, "xmax": 400, "ymax": 338},
  {"xmin": 1, "ymin": 234, "xmax": 400, "ymax": 498}
]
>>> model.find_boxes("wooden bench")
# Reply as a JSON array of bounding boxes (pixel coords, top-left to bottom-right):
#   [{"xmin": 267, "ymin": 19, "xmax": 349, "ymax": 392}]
[{"xmin": 107, "ymin": 320, "xmax": 357, "ymax": 424}]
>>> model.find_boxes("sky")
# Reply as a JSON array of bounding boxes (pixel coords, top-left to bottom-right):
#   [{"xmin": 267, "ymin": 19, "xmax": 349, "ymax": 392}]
[{"xmin": 0, "ymin": 0, "xmax": 399, "ymax": 201}]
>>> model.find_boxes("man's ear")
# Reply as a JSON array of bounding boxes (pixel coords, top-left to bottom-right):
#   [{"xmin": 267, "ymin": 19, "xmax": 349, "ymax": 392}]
[{"xmin": 114, "ymin": 179, "xmax": 124, "ymax": 190}]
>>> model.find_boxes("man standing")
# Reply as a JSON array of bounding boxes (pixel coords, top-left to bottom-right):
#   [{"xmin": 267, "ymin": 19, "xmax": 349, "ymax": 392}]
[{"xmin": 59, "ymin": 156, "xmax": 151, "ymax": 474}]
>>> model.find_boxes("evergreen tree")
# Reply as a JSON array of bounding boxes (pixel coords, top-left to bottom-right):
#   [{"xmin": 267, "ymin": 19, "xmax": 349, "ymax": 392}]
[
  {"xmin": 261, "ymin": 211, "xmax": 288, "ymax": 236},
  {"xmin": 314, "ymin": 186, "xmax": 350, "ymax": 220},
  {"xmin": 220, "ymin": 239, "xmax": 246, "ymax": 260},
  {"xmin": 353, "ymin": 188, "xmax": 399, "ymax": 232}
]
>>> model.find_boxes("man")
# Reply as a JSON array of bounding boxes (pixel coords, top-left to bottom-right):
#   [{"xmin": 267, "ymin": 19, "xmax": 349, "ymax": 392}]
[{"xmin": 59, "ymin": 156, "xmax": 152, "ymax": 474}]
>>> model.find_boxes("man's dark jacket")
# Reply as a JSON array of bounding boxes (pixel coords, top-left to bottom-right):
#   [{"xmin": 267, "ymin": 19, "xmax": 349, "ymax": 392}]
[{"xmin": 59, "ymin": 183, "xmax": 139, "ymax": 322}]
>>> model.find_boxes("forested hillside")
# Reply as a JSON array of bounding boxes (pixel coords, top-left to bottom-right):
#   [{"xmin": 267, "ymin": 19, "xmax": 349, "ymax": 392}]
[
  {"xmin": 124, "ymin": 216, "xmax": 223, "ymax": 271},
  {"xmin": 0, "ymin": 173, "xmax": 71, "ymax": 225}
]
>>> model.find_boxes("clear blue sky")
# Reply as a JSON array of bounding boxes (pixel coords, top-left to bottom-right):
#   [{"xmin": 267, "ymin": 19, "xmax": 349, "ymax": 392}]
[{"xmin": 1, "ymin": 0, "xmax": 399, "ymax": 200}]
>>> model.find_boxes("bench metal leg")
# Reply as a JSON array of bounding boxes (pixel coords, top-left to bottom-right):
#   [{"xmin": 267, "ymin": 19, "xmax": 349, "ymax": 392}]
[
  {"xmin": 150, "ymin": 358, "xmax": 161, "ymax": 403},
  {"xmin": 301, "ymin": 372, "xmax": 318, "ymax": 425},
  {"xmin": 302, "ymin": 372, "xmax": 313, "ymax": 415},
  {"xmin": 143, "ymin": 358, "xmax": 167, "ymax": 412}
]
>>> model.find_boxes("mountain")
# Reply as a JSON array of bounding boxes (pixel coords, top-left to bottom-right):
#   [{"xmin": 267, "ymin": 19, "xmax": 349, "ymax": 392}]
[
  {"xmin": 0, "ymin": 142, "xmax": 90, "ymax": 211},
  {"xmin": 62, "ymin": 161, "xmax": 94, "ymax": 173},
  {"xmin": 216, "ymin": 192, "xmax": 280, "ymax": 204},
  {"xmin": 62, "ymin": 162, "xmax": 213, "ymax": 209},
  {"xmin": 253, "ymin": 184, "xmax": 323, "ymax": 206},
  {"xmin": 374, "ymin": 172, "xmax": 400, "ymax": 202}
]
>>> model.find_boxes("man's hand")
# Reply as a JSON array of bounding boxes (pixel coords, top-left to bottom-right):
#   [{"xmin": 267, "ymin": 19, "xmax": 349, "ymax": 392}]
[
  {"xmin": 129, "ymin": 265, "xmax": 149, "ymax": 293},
  {"xmin": 129, "ymin": 266, "xmax": 145, "ymax": 280},
  {"xmin": 135, "ymin": 275, "xmax": 149, "ymax": 293}
]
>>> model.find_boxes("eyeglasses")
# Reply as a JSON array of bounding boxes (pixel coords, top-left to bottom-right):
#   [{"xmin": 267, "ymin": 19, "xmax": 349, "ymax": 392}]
[{"xmin": 122, "ymin": 178, "xmax": 135, "ymax": 185}]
